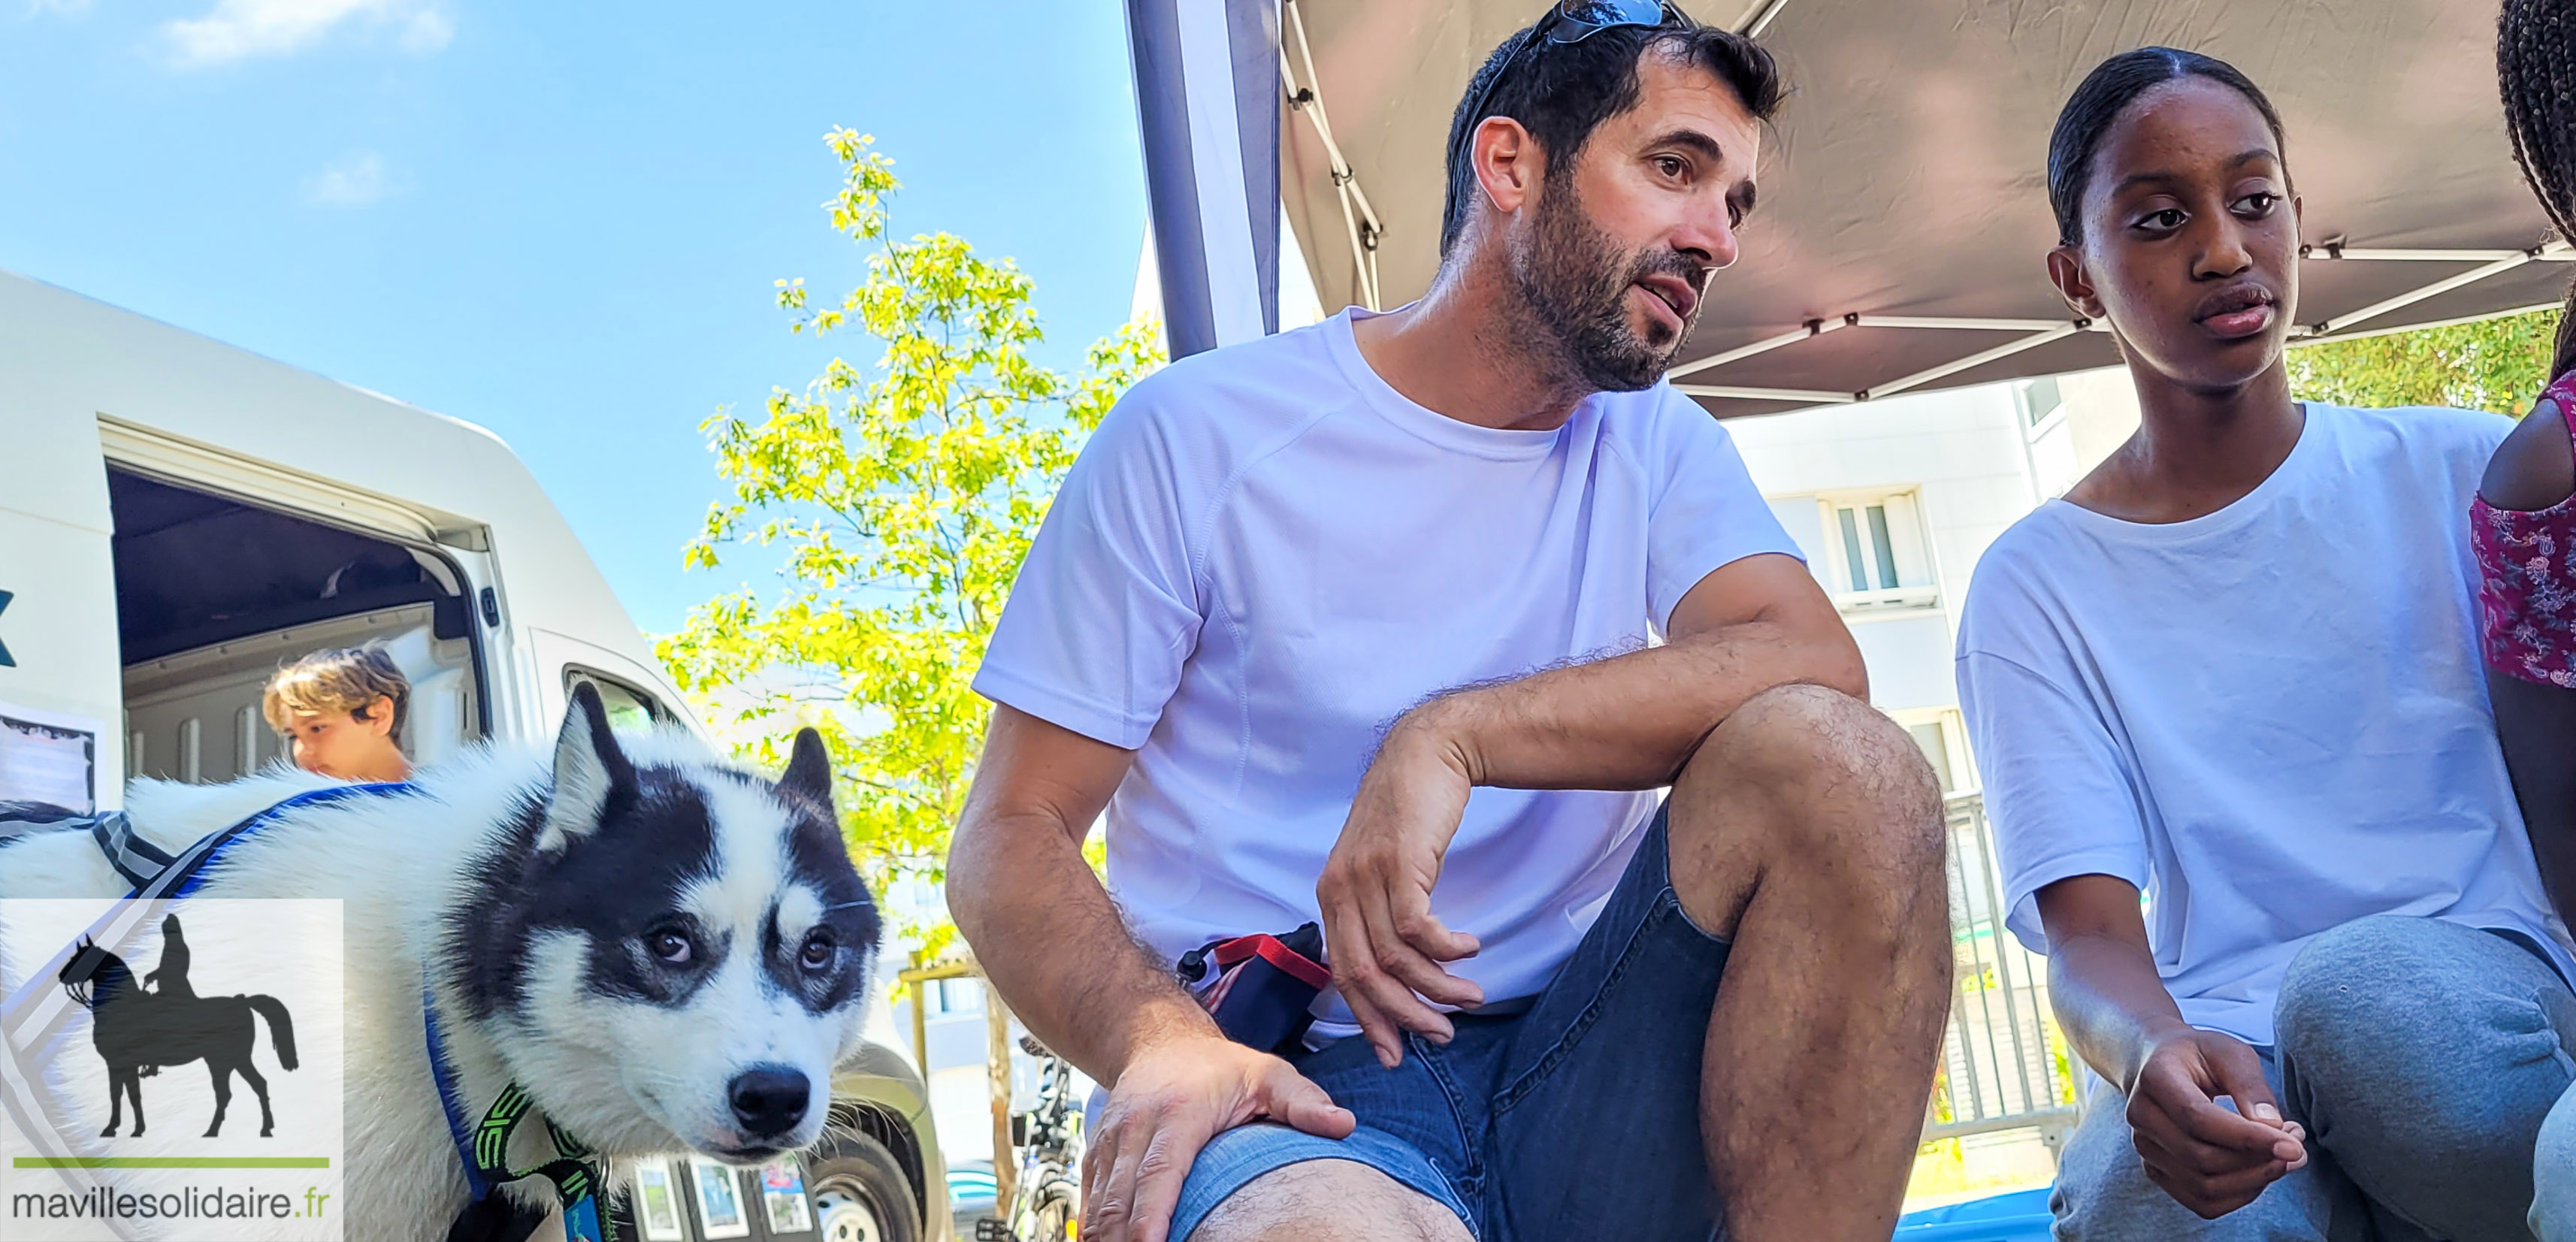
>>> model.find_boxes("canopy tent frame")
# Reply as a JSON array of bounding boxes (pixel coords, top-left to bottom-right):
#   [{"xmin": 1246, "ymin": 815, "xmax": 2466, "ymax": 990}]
[
  {"xmin": 1256, "ymin": 2, "xmax": 2571, "ymax": 411},
  {"xmin": 1280, "ymin": 0, "xmax": 1386, "ymax": 313},
  {"xmin": 1668, "ymin": 242, "xmax": 2574, "ymax": 408},
  {"xmin": 1234, "ymin": 1, "xmax": 2576, "ymax": 416}
]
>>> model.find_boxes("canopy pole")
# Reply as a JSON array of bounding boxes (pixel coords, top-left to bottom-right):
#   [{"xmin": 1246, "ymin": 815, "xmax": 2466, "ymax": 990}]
[
  {"xmin": 1864, "ymin": 324, "xmax": 2088, "ymax": 400},
  {"xmin": 1672, "ymin": 383, "xmax": 1858, "ymax": 404},
  {"xmin": 1667, "ymin": 316, "xmax": 1850, "ymax": 379},
  {"xmin": 1732, "ymin": 0, "xmax": 1792, "ymax": 37},
  {"xmin": 2308, "ymin": 246, "xmax": 2576, "ymax": 261},
  {"xmin": 2301, "ymin": 241, "xmax": 2574, "ymax": 337},
  {"xmin": 1126, "ymin": 0, "xmax": 1282, "ymax": 358}
]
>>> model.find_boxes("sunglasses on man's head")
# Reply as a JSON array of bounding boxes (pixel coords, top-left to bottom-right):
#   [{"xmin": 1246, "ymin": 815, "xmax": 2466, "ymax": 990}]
[{"xmin": 1450, "ymin": 2, "xmax": 1695, "ymax": 171}]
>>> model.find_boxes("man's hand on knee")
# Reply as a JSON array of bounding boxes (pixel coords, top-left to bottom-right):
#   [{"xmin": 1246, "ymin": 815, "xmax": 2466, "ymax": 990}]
[
  {"xmin": 2124, "ymin": 1026, "xmax": 2308, "ymax": 1219},
  {"xmin": 1081, "ymin": 1033, "xmax": 1355, "ymax": 1242}
]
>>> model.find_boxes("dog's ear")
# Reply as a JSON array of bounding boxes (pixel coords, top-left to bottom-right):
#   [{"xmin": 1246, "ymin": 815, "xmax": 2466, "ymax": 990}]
[
  {"xmin": 540, "ymin": 681, "xmax": 636, "ymax": 852},
  {"xmin": 777, "ymin": 727, "xmax": 836, "ymax": 817}
]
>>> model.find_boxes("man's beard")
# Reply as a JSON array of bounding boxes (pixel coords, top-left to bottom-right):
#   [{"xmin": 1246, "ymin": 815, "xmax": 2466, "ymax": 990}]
[{"xmin": 1507, "ymin": 177, "xmax": 1702, "ymax": 393}]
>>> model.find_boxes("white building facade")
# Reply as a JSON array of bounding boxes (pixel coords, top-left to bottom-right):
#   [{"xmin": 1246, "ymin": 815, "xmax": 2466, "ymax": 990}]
[{"xmin": 1728, "ymin": 368, "xmax": 2141, "ymax": 787}]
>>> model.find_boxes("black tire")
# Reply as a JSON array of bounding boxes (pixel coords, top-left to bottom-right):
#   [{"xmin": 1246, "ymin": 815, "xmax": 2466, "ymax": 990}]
[{"xmin": 804, "ymin": 1132, "xmax": 921, "ymax": 1242}]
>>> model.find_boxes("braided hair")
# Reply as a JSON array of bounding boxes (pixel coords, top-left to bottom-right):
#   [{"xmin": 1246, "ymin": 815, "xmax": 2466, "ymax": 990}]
[{"xmin": 2501, "ymin": 0, "xmax": 2576, "ymax": 379}]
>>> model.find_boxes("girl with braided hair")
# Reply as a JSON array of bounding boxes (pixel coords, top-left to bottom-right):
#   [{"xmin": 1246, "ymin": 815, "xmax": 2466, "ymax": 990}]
[{"xmin": 2481, "ymin": 2, "xmax": 2576, "ymax": 1234}]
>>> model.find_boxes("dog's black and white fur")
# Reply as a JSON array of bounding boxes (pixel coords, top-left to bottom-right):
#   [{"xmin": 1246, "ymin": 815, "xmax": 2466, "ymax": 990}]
[{"xmin": 0, "ymin": 684, "xmax": 881, "ymax": 1240}]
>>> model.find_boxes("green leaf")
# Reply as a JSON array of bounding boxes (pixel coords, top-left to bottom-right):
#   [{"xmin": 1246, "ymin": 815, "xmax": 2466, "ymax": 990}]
[{"xmin": 2289, "ymin": 310, "xmax": 2560, "ymax": 418}]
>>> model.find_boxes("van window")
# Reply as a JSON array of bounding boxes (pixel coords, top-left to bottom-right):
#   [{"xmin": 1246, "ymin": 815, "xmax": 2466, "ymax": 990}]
[
  {"xmin": 110, "ymin": 468, "xmax": 482, "ymax": 784},
  {"xmin": 566, "ymin": 669, "xmax": 667, "ymax": 733}
]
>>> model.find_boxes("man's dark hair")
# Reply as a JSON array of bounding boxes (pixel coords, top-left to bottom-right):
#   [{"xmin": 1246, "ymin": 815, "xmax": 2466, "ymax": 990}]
[
  {"xmin": 2499, "ymin": 0, "xmax": 2576, "ymax": 379},
  {"xmin": 1438, "ymin": 19, "xmax": 1782, "ymax": 257},
  {"xmin": 2045, "ymin": 47, "xmax": 2285, "ymax": 249}
]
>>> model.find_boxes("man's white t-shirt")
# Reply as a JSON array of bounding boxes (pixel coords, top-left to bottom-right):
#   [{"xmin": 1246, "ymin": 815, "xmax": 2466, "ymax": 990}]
[
  {"xmin": 1956, "ymin": 401, "xmax": 2575, "ymax": 1046},
  {"xmin": 975, "ymin": 307, "xmax": 1801, "ymax": 1033}
]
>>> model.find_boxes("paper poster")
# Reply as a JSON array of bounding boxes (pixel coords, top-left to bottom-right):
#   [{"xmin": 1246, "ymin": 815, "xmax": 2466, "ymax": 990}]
[
  {"xmin": 760, "ymin": 1160, "xmax": 813, "ymax": 1233},
  {"xmin": 0, "ymin": 703, "xmax": 99, "ymax": 814},
  {"xmin": 630, "ymin": 1160, "xmax": 687, "ymax": 1241},
  {"xmin": 689, "ymin": 1160, "xmax": 750, "ymax": 1240}
]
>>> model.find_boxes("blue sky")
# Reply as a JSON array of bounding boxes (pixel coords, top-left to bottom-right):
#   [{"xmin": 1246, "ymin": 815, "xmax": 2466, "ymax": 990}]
[{"xmin": 0, "ymin": 0, "xmax": 1148, "ymax": 636}]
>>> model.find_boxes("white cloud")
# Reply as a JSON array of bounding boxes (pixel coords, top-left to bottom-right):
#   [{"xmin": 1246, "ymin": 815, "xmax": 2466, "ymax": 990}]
[
  {"xmin": 299, "ymin": 150, "xmax": 404, "ymax": 207},
  {"xmin": 162, "ymin": 0, "xmax": 452, "ymax": 67}
]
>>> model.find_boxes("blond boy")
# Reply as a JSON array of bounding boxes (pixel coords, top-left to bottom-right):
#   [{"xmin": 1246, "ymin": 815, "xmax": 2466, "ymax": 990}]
[{"xmin": 259, "ymin": 646, "xmax": 412, "ymax": 782}]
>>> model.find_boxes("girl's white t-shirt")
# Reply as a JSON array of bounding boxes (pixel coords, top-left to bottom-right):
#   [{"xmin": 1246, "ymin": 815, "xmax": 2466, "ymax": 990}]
[
  {"xmin": 1956, "ymin": 401, "xmax": 2575, "ymax": 1046},
  {"xmin": 975, "ymin": 308, "xmax": 1800, "ymax": 1033}
]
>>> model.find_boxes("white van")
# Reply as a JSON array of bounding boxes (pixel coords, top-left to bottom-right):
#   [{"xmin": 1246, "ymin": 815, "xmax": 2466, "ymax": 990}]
[
  {"xmin": 0, "ymin": 269, "xmax": 690, "ymax": 799},
  {"xmin": 0, "ymin": 269, "xmax": 948, "ymax": 1242}
]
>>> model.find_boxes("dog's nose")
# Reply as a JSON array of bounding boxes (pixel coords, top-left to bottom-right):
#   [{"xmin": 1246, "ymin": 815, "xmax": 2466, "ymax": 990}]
[{"xmin": 727, "ymin": 1065, "xmax": 812, "ymax": 1135}]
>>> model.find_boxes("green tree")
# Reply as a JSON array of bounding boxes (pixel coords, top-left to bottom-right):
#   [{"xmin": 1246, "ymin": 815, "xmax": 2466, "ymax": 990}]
[
  {"xmin": 658, "ymin": 128, "xmax": 1163, "ymax": 941},
  {"xmin": 2287, "ymin": 309, "xmax": 2560, "ymax": 417}
]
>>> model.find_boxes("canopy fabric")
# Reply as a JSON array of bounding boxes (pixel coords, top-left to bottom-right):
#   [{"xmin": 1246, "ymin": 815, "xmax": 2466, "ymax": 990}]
[{"xmin": 1267, "ymin": 0, "xmax": 2574, "ymax": 416}]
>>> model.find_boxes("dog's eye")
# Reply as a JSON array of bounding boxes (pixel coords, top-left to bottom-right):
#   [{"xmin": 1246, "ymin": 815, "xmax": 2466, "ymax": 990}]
[
  {"xmin": 648, "ymin": 930, "xmax": 694, "ymax": 965},
  {"xmin": 799, "ymin": 932, "xmax": 835, "ymax": 972}
]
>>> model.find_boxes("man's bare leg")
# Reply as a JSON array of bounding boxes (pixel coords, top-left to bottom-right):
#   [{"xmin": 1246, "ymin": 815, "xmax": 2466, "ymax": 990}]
[
  {"xmin": 1667, "ymin": 684, "xmax": 1952, "ymax": 1241},
  {"xmin": 1191, "ymin": 1160, "xmax": 1472, "ymax": 1242}
]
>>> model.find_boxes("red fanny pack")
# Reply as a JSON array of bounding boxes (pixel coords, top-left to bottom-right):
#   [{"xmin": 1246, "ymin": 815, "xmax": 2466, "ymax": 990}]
[{"xmin": 1176, "ymin": 922, "xmax": 1332, "ymax": 1055}]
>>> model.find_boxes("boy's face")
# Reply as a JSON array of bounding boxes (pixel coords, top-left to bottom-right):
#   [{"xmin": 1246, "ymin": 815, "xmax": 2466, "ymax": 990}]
[{"xmin": 285, "ymin": 696, "xmax": 403, "ymax": 780}]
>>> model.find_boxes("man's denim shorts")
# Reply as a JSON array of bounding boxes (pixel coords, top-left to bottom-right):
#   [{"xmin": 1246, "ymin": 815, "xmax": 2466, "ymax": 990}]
[{"xmin": 1166, "ymin": 803, "xmax": 1732, "ymax": 1241}]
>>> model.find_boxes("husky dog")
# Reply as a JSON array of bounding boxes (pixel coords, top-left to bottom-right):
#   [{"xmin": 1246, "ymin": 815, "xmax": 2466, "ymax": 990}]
[{"xmin": 0, "ymin": 684, "xmax": 881, "ymax": 1240}]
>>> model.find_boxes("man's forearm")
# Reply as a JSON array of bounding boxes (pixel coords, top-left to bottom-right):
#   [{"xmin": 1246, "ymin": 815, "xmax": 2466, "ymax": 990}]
[
  {"xmin": 948, "ymin": 809, "xmax": 1215, "ymax": 1086},
  {"xmin": 1396, "ymin": 616, "xmax": 1863, "ymax": 792}
]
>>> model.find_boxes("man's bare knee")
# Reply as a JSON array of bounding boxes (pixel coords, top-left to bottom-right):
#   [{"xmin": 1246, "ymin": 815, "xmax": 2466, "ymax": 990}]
[
  {"xmin": 1667, "ymin": 684, "xmax": 1946, "ymax": 927},
  {"xmin": 1190, "ymin": 1159, "xmax": 1471, "ymax": 1242},
  {"xmin": 1690, "ymin": 685, "xmax": 1943, "ymax": 845}
]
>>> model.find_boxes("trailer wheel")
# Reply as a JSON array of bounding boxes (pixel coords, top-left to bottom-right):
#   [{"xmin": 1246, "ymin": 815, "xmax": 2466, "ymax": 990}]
[{"xmin": 806, "ymin": 1134, "xmax": 920, "ymax": 1242}]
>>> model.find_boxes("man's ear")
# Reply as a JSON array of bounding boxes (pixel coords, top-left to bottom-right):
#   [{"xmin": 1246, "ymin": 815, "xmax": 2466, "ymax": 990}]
[
  {"xmin": 363, "ymin": 696, "xmax": 397, "ymax": 739},
  {"xmin": 1472, "ymin": 115, "xmax": 1543, "ymax": 220},
  {"xmin": 777, "ymin": 727, "xmax": 836, "ymax": 818},
  {"xmin": 2046, "ymin": 244, "xmax": 2106, "ymax": 321},
  {"xmin": 540, "ymin": 681, "xmax": 634, "ymax": 852}
]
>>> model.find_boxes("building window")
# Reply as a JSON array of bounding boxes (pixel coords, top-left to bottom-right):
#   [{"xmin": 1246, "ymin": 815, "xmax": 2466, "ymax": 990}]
[
  {"xmin": 1818, "ymin": 490, "xmax": 1937, "ymax": 612},
  {"xmin": 1909, "ymin": 721, "xmax": 1954, "ymax": 793},
  {"xmin": 1837, "ymin": 503, "xmax": 1900, "ymax": 592},
  {"xmin": 1894, "ymin": 708, "xmax": 1969, "ymax": 793},
  {"xmin": 2018, "ymin": 375, "xmax": 2065, "ymax": 431},
  {"xmin": 929, "ymin": 977, "xmax": 984, "ymax": 1016}
]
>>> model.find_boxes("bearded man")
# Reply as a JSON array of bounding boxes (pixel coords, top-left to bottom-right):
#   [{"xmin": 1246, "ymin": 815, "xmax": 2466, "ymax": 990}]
[{"xmin": 949, "ymin": 6, "xmax": 1952, "ymax": 1241}]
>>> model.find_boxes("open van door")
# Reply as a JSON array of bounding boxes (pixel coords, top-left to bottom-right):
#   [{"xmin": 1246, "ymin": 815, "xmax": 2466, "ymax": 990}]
[{"xmin": 96, "ymin": 422, "xmax": 497, "ymax": 785}]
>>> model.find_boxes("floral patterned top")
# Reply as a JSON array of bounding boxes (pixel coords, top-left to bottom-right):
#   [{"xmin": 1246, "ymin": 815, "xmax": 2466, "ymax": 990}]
[{"xmin": 2473, "ymin": 370, "xmax": 2576, "ymax": 687}]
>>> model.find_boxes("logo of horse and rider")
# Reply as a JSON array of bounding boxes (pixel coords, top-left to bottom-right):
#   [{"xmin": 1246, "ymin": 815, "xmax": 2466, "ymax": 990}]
[{"xmin": 54, "ymin": 914, "xmax": 298, "ymax": 1138}]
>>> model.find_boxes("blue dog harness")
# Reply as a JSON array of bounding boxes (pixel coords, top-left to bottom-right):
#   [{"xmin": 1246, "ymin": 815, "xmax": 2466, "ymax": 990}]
[{"xmin": 424, "ymin": 988, "xmax": 617, "ymax": 1242}]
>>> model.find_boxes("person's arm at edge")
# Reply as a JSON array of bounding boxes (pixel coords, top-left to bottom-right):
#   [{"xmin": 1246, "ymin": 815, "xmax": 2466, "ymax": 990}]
[
  {"xmin": 2478, "ymin": 391, "xmax": 2576, "ymax": 925},
  {"xmin": 2036, "ymin": 875, "xmax": 2306, "ymax": 1218},
  {"xmin": 1317, "ymin": 553, "xmax": 1863, "ymax": 1064},
  {"xmin": 948, "ymin": 704, "xmax": 1355, "ymax": 1242}
]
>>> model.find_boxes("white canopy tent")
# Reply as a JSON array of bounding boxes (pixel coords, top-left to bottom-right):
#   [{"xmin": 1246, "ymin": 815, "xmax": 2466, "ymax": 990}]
[{"xmin": 1127, "ymin": 0, "xmax": 2573, "ymax": 417}]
